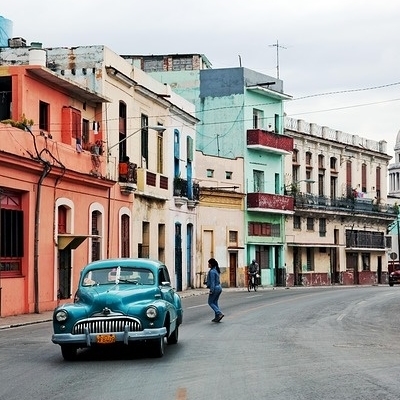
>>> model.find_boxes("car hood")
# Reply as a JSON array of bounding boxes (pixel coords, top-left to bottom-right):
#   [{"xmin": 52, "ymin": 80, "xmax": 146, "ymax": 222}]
[{"xmin": 78, "ymin": 285, "xmax": 160, "ymax": 311}]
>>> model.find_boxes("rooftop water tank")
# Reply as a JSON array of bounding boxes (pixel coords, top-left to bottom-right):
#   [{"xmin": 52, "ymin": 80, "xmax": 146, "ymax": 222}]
[
  {"xmin": 0, "ymin": 16, "xmax": 13, "ymax": 47},
  {"xmin": 29, "ymin": 47, "xmax": 47, "ymax": 66}
]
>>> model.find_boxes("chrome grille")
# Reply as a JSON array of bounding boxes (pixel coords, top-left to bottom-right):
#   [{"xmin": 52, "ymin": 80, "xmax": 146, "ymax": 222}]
[{"xmin": 72, "ymin": 317, "xmax": 142, "ymax": 334}]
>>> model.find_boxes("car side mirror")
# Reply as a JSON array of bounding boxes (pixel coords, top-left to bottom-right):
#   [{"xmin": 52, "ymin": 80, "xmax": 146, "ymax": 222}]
[{"xmin": 161, "ymin": 281, "xmax": 171, "ymax": 287}]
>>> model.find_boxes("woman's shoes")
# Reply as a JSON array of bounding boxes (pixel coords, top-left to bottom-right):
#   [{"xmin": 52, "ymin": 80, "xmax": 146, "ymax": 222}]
[{"xmin": 211, "ymin": 313, "xmax": 224, "ymax": 322}]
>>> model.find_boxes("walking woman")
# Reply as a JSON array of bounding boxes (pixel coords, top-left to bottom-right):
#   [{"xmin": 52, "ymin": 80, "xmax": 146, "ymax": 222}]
[{"xmin": 206, "ymin": 258, "xmax": 224, "ymax": 322}]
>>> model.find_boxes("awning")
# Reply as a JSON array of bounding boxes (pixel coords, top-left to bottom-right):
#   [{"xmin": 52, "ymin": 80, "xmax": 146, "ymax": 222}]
[{"xmin": 57, "ymin": 234, "xmax": 100, "ymax": 250}]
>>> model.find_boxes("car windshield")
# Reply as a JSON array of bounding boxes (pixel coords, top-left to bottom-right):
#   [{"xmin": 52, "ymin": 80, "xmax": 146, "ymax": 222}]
[{"xmin": 82, "ymin": 266, "xmax": 155, "ymax": 286}]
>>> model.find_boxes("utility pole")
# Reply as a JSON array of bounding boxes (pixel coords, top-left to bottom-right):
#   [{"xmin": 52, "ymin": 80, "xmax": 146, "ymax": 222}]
[{"xmin": 269, "ymin": 40, "xmax": 286, "ymax": 79}]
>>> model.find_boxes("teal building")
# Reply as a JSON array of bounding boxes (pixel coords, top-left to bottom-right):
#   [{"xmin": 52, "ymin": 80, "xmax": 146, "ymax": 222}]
[{"xmin": 127, "ymin": 54, "xmax": 293, "ymax": 286}]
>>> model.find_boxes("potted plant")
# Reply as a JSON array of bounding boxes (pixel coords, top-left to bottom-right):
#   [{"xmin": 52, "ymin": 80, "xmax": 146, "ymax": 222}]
[{"xmin": 1, "ymin": 113, "xmax": 34, "ymax": 131}]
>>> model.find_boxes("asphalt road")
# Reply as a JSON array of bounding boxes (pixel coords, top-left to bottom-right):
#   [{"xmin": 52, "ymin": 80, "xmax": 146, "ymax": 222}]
[{"xmin": 0, "ymin": 286, "xmax": 399, "ymax": 400}]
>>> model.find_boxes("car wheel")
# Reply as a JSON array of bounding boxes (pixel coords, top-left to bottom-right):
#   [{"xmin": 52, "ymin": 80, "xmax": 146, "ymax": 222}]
[
  {"xmin": 61, "ymin": 345, "xmax": 78, "ymax": 361},
  {"xmin": 167, "ymin": 324, "xmax": 179, "ymax": 345},
  {"xmin": 150, "ymin": 337, "xmax": 165, "ymax": 358},
  {"xmin": 389, "ymin": 282, "xmax": 394, "ymax": 287}
]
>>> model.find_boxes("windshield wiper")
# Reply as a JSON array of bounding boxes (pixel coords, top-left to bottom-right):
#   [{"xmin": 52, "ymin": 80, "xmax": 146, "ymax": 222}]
[{"xmin": 117, "ymin": 278, "xmax": 140, "ymax": 284}]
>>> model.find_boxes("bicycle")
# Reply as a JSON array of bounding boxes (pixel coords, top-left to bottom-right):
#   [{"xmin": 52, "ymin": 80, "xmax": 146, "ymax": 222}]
[{"xmin": 247, "ymin": 273, "xmax": 258, "ymax": 292}]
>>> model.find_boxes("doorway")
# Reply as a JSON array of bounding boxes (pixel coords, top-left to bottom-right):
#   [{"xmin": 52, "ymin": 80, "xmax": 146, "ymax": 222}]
[{"xmin": 229, "ymin": 252, "xmax": 237, "ymax": 287}]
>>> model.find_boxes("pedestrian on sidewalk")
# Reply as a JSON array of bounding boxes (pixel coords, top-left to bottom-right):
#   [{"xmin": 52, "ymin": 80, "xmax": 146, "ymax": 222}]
[{"xmin": 205, "ymin": 258, "xmax": 224, "ymax": 322}]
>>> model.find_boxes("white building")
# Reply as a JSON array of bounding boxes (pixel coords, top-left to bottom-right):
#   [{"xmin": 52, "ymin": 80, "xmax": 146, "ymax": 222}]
[{"xmin": 284, "ymin": 118, "xmax": 396, "ymax": 285}]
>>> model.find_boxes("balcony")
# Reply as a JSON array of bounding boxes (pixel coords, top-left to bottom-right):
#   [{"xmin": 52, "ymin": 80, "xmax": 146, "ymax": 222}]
[
  {"xmin": 247, "ymin": 129, "xmax": 293, "ymax": 154},
  {"xmin": 293, "ymin": 193, "xmax": 398, "ymax": 219},
  {"xmin": 173, "ymin": 178, "xmax": 200, "ymax": 208},
  {"xmin": 118, "ymin": 161, "xmax": 137, "ymax": 194},
  {"xmin": 247, "ymin": 192, "xmax": 294, "ymax": 213},
  {"xmin": 136, "ymin": 169, "xmax": 168, "ymax": 200}
]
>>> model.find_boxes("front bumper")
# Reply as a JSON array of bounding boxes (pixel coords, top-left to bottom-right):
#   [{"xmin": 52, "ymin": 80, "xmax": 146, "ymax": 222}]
[{"xmin": 52, "ymin": 326, "xmax": 167, "ymax": 347}]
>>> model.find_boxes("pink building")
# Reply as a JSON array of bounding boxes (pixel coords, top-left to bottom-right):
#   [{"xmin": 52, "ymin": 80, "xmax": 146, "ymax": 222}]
[{"xmin": 0, "ymin": 64, "xmax": 131, "ymax": 316}]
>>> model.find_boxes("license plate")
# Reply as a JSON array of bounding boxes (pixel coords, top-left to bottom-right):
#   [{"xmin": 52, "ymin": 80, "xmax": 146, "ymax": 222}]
[{"xmin": 96, "ymin": 334, "xmax": 116, "ymax": 344}]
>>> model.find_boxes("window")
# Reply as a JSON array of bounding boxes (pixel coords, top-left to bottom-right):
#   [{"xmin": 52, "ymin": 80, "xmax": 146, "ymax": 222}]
[
  {"xmin": 140, "ymin": 221, "xmax": 150, "ymax": 258},
  {"xmin": 143, "ymin": 57, "xmax": 164, "ymax": 72},
  {"xmin": 292, "ymin": 149, "xmax": 299, "ymax": 164},
  {"xmin": 318, "ymin": 172, "xmax": 324, "ymax": 197},
  {"xmin": 361, "ymin": 163, "xmax": 367, "ymax": 193},
  {"xmin": 292, "ymin": 165, "xmax": 299, "ymax": 183},
  {"xmin": 330, "ymin": 157, "xmax": 337, "ymax": 170},
  {"xmin": 362, "ymin": 253, "xmax": 370, "ymax": 271},
  {"xmin": 121, "ymin": 214, "xmax": 130, "ymax": 258},
  {"xmin": 174, "ymin": 129, "xmax": 180, "ymax": 177},
  {"xmin": 158, "ymin": 224, "xmax": 165, "ymax": 263},
  {"xmin": 141, "ymin": 114, "xmax": 149, "ymax": 168},
  {"xmin": 376, "ymin": 166, "xmax": 381, "ymax": 199},
  {"xmin": 91, "ymin": 211, "xmax": 101, "ymax": 261},
  {"xmin": 119, "ymin": 102, "xmax": 127, "ymax": 162},
  {"xmin": 293, "ymin": 216, "xmax": 301, "ymax": 229},
  {"xmin": 318, "ymin": 154, "xmax": 325, "ymax": 169},
  {"xmin": 206, "ymin": 169, "xmax": 214, "ymax": 178},
  {"xmin": 172, "ymin": 57, "xmax": 193, "ymax": 71},
  {"xmin": 226, "ymin": 171, "xmax": 232, "ymax": 180},
  {"xmin": 71, "ymin": 108, "xmax": 81, "ymax": 139},
  {"xmin": 306, "ymin": 217, "xmax": 314, "ymax": 231},
  {"xmin": 248, "ymin": 222, "xmax": 280, "ymax": 237},
  {"xmin": 305, "ymin": 152, "xmax": 312, "ymax": 166},
  {"xmin": 305, "ymin": 171, "xmax": 313, "ymax": 193},
  {"xmin": 157, "ymin": 129, "xmax": 164, "ymax": 174},
  {"xmin": 253, "ymin": 170, "xmax": 264, "ymax": 192},
  {"xmin": 228, "ymin": 230, "xmax": 238, "ymax": 246},
  {"xmin": 39, "ymin": 101, "xmax": 49, "ymax": 131},
  {"xmin": 82, "ymin": 119, "xmax": 90, "ymax": 148},
  {"xmin": 1, "ymin": 190, "xmax": 23, "ymax": 275},
  {"xmin": 253, "ymin": 109, "xmax": 264, "ymax": 129},
  {"xmin": 319, "ymin": 218, "xmax": 326, "ymax": 237},
  {"xmin": 274, "ymin": 113, "xmax": 280, "ymax": 133}
]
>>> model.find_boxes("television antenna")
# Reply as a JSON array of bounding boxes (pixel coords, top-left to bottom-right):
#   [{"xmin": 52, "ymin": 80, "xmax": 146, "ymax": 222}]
[{"xmin": 269, "ymin": 40, "xmax": 286, "ymax": 79}]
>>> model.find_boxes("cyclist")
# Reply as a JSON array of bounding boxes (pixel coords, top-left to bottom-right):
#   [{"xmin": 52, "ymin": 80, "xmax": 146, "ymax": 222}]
[{"xmin": 248, "ymin": 259, "xmax": 259, "ymax": 288}]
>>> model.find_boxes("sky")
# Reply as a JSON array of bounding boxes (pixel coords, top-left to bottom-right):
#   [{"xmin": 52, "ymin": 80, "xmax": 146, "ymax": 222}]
[{"xmin": 2, "ymin": 0, "xmax": 400, "ymax": 158}]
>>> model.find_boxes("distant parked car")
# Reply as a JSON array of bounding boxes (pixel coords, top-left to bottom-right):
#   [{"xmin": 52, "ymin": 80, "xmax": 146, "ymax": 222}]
[
  {"xmin": 389, "ymin": 266, "xmax": 400, "ymax": 286},
  {"xmin": 52, "ymin": 258, "xmax": 183, "ymax": 360}
]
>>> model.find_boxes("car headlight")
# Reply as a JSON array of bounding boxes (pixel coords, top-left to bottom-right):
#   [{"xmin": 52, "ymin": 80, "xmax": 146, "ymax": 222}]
[
  {"xmin": 55, "ymin": 310, "xmax": 68, "ymax": 322},
  {"xmin": 146, "ymin": 306, "xmax": 158, "ymax": 319}
]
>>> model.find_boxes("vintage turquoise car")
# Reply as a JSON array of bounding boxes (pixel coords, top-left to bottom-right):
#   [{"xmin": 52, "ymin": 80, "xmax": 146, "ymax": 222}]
[{"xmin": 52, "ymin": 258, "xmax": 183, "ymax": 360}]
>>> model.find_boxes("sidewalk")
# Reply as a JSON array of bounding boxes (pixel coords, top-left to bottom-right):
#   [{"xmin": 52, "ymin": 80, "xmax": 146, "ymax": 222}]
[{"xmin": 0, "ymin": 288, "xmax": 212, "ymax": 330}]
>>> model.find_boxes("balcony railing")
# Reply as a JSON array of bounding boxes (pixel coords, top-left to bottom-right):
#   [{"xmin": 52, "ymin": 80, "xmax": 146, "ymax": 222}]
[
  {"xmin": 247, "ymin": 192, "xmax": 294, "ymax": 212},
  {"xmin": 293, "ymin": 193, "xmax": 398, "ymax": 216},
  {"xmin": 173, "ymin": 178, "xmax": 200, "ymax": 201},
  {"xmin": 247, "ymin": 129, "xmax": 293, "ymax": 153},
  {"xmin": 119, "ymin": 161, "xmax": 137, "ymax": 183}
]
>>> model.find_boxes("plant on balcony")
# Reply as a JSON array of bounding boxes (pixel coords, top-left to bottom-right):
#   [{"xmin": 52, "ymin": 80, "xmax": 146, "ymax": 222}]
[
  {"xmin": 284, "ymin": 183, "xmax": 298, "ymax": 196},
  {"xmin": 174, "ymin": 177, "xmax": 188, "ymax": 197},
  {"xmin": 1, "ymin": 113, "xmax": 34, "ymax": 131}
]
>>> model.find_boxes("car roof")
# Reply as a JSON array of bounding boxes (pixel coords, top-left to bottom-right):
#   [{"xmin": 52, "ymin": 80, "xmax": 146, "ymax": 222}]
[{"xmin": 82, "ymin": 258, "xmax": 165, "ymax": 272}]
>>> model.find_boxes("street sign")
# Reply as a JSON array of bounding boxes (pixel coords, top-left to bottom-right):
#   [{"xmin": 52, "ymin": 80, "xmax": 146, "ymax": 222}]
[{"xmin": 390, "ymin": 252, "xmax": 397, "ymax": 260}]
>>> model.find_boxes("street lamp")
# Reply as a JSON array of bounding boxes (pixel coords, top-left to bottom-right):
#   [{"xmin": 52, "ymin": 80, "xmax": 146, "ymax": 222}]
[{"xmin": 108, "ymin": 125, "xmax": 166, "ymax": 155}]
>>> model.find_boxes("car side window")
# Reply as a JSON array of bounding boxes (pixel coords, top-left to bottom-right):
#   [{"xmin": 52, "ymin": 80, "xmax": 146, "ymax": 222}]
[
  {"xmin": 163, "ymin": 267, "xmax": 171, "ymax": 283},
  {"xmin": 159, "ymin": 266, "xmax": 171, "ymax": 285}
]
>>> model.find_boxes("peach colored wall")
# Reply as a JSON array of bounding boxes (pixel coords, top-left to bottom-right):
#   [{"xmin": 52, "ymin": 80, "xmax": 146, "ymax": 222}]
[{"xmin": 0, "ymin": 66, "xmax": 133, "ymax": 317}]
